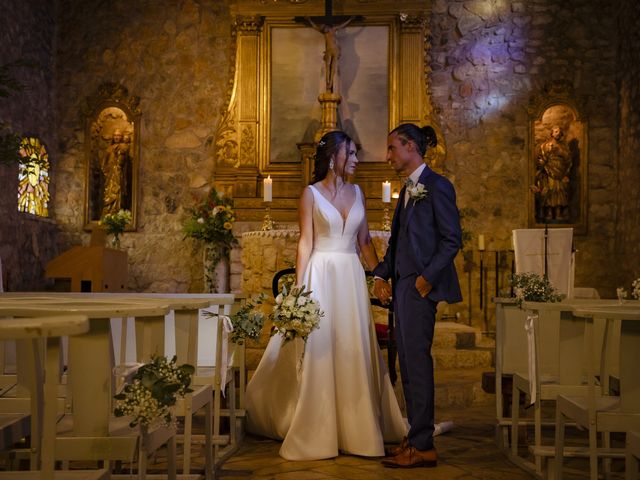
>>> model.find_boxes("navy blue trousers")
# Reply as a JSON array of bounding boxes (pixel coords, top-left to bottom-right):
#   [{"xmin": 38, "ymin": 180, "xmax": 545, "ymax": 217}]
[{"xmin": 394, "ymin": 274, "xmax": 437, "ymax": 451}]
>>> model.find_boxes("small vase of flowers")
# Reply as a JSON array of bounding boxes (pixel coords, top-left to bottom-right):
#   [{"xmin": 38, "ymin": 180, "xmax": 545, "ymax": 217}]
[{"xmin": 99, "ymin": 209, "xmax": 132, "ymax": 249}]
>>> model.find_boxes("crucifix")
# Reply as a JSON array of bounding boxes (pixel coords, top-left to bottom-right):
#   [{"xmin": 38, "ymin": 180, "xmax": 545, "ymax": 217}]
[{"xmin": 295, "ymin": 1, "xmax": 363, "ymax": 94}]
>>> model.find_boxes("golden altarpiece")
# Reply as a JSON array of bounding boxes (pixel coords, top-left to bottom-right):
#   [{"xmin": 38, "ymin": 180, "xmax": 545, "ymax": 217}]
[{"xmin": 213, "ymin": 0, "xmax": 444, "ymax": 223}]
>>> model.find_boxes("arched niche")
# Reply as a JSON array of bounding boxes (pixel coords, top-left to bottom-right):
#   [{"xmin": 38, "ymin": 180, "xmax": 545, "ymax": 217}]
[
  {"xmin": 83, "ymin": 83, "xmax": 140, "ymax": 230},
  {"xmin": 528, "ymin": 82, "xmax": 588, "ymax": 234}
]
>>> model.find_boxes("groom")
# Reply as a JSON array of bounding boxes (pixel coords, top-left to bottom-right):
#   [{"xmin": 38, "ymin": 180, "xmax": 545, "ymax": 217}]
[{"xmin": 373, "ymin": 123, "xmax": 462, "ymax": 468}]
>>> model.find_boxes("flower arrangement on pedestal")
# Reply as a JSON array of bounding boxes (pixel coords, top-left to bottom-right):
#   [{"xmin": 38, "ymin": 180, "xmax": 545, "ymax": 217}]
[
  {"xmin": 113, "ymin": 355, "xmax": 194, "ymax": 428},
  {"xmin": 509, "ymin": 272, "xmax": 565, "ymax": 306},
  {"xmin": 183, "ymin": 188, "xmax": 238, "ymax": 292},
  {"xmin": 99, "ymin": 209, "xmax": 132, "ymax": 249}
]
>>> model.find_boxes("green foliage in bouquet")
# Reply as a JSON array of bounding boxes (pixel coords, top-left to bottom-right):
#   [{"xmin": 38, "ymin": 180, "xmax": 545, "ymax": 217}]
[
  {"xmin": 114, "ymin": 355, "xmax": 194, "ymax": 428},
  {"xmin": 203, "ymin": 294, "xmax": 267, "ymax": 344},
  {"xmin": 509, "ymin": 272, "xmax": 565, "ymax": 306}
]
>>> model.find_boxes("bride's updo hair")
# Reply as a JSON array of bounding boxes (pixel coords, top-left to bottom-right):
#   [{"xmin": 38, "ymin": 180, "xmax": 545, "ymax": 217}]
[
  {"xmin": 312, "ymin": 130, "xmax": 352, "ymax": 183},
  {"xmin": 390, "ymin": 123, "xmax": 437, "ymax": 158}
]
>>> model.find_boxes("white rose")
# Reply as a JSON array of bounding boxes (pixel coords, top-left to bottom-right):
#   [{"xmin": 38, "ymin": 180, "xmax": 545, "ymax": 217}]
[
  {"xmin": 197, "ymin": 217, "xmax": 205, "ymax": 224},
  {"xmin": 275, "ymin": 294, "xmax": 283, "ymax": 305},
  {"xmin": 296, "ymin": 296, "xmax": 307, "ymax": 307}
]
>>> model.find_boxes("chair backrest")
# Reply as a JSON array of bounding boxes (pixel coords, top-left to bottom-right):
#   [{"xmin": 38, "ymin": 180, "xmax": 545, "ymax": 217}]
[{"xmin": 272, "ymin": 268, "xmax": 296, "ymax": 298}]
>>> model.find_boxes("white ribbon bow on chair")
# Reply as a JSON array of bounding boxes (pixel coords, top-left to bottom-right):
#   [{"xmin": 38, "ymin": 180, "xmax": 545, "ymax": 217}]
[
  {"xmin": 219, "ymin": 314, "xmax": 234, "ymax": 396},
  {"xmin": 525, "ymin": 314, "xmax": 538, "ymax": 405}
]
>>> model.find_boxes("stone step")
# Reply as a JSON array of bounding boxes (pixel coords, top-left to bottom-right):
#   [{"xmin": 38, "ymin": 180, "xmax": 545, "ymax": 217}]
[
  {"xmin": 433, "ymin": 347, "xmax": 494, "ymax": 370},
  {"xmin": 432, "ymin": 321, "xmax": 483, "ymax": 349},
  {"xmin": 435, "ymin": 367, "xmax": 495, "ymax": 408}
]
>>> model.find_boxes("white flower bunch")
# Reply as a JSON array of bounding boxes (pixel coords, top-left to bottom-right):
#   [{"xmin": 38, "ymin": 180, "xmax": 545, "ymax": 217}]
[
  {"xmin": 113, "ymin": 380, "xmax": 171, "ymax": 428},
  {"xmin": 509, "ymin": 272, "xmax": 564, "ymax": 306},
  {"xmin": 114, "ymin": 355, "xmax": 194, "ymax": 428},
  {"xmin": 407, "ymin": 182, "xmax": 428, "ymax": 202},
  {"xmin": 632, "ymin": 278, "xmax": 640, "ymax": 300},
  {"xmin": 272, "ymin": 285, "xmax": 323, "ymax": 343}
]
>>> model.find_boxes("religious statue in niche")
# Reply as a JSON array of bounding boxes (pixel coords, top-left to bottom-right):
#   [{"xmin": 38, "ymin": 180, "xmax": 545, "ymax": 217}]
[
  {"xmin": 531, "ymin": 104, "xmax": 582, "ymax": 225},
  {"xmin": 86, "ymin": 106, "xmax": 136, "ymax": 225}
]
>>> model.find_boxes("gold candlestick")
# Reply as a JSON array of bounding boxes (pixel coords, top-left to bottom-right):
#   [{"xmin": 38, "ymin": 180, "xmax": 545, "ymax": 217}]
[
  {"xmin": 381, "ymin": 205, "xmax": 391, "ymax": 231},
  {"xmin": 261, "ymin": 204, "xmax": 274, "ymax": 231}
]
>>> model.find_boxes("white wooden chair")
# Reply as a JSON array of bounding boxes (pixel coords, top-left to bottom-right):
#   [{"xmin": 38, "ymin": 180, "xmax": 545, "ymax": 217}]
[
  {"xmin": 111, "ymin": 293, "xmax": 239, "ymax": 476},
  {"xmin": 187, "ymin": 299, "xmax": 240, "ymax": 468},
  {"xmin": 510, "ymin": 301, "xmax": 587, "ymax": 475},
  {"xmin": 555, "ymin": 307, "xmax": 640, "ymax": 480},
  {"xmin": 494, "ymin": 297, "xmax": 532, "ymax": 450},
  {"xmin": 0, "ymin": 313, "xmax": 108, "ymax": 479},
  {"xmin": 509, "ymin": 299, "xmax": 631, "ymax": 476},
  {"xmin": 0, "ymin": 299, "xmax": 179, "ymax": 479}
]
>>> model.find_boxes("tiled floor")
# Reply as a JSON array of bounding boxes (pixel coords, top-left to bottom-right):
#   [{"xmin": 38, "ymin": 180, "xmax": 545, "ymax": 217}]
[{"xmin": 220, "ymin": 404, "xmax": 535, "ymax": 480}]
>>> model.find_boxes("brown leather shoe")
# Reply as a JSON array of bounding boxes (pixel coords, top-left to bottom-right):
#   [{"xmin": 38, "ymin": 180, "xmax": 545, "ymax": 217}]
[
  {"xmin": 384, "ymin": 436, "xmax": 409, "ymax": 457},
  {"xmin": 381, "ymin": 446, "xmax": 438, "ymax": 468}
]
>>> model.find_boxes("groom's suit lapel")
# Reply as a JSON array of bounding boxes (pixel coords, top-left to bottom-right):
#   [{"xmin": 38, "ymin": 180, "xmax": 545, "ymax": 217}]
[
  {"xmin": 391, "ymin": 185, "xmax": 406, "ymax": 240},
  {"xmin": 405, "ymin": 166, "xmax": 433, "ymax": 227}
]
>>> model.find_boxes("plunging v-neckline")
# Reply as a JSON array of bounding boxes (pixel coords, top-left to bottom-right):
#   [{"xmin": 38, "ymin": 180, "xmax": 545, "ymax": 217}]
[{"xmin": 311, "ymin": 184, "xmax": 358, "ymax": 234}]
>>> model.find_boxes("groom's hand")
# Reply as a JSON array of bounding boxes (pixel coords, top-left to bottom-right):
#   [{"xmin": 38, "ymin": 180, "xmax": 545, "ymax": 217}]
[
  {"xmin": 374, "ymin": 278, "xmax": 392, "ymax": 304},
  {"xmin": 415, "ymin": 275, "xmax": 433, "ymax": 298}
]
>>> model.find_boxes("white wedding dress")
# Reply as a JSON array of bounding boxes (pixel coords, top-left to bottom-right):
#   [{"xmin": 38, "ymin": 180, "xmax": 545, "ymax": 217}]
[{"xmin": 245, "ymin": 184, "xmax": 407, "ymax": 460}]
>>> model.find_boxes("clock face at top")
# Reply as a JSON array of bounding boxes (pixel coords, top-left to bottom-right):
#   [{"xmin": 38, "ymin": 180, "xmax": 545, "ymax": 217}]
[{"xmin": 18, "ymin": 136, "xmax": 50, "ymax": 216}]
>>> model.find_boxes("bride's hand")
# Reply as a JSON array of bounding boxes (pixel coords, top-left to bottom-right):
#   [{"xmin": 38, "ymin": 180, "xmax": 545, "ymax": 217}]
[{"xmin": 374, "ymin": 278, "xmax": 392, "ymax": 304}]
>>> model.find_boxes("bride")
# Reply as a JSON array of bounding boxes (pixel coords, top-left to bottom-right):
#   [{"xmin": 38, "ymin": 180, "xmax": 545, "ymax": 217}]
[{"xmin": 245, "ymin": 130, "xmax": 407, "ymax": 460}]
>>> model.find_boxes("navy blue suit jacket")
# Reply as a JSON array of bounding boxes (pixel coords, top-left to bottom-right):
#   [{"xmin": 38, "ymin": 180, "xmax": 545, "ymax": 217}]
[{"xmin": 374, "ymin": 166, "xmax": 463, "ymax": 304}]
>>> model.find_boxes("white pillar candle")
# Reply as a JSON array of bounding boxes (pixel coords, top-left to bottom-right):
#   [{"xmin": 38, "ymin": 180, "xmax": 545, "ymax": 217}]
[
  {"xmin": 263, "ymin": 175, "xmax": 272, "ymax": 202},
  {"xmin": 382, "ymin": 181, "xmax": 391, "ymax": 203},
  {"xmin": 478, "ymin": 234, "xmax": 485, "ymax": 251}
]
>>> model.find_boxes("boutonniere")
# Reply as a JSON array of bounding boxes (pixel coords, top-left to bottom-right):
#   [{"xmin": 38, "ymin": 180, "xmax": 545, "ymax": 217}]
[{"xmin": 407, "ymin": 182, "xmax": 428, "ymax": 202}]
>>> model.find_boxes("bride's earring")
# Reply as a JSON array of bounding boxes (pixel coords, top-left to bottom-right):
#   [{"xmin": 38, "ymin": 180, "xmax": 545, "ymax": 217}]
[{"xmin": 329, "ymin": 159, "xmax": 335, "ymax": 171}]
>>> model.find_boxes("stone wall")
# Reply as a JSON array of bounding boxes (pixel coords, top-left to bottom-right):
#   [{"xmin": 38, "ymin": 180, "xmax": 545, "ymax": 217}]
[
  {"xmin": 0, "ymin": 0, "xmax": 637, "ymax": 311},
  {"xmin": 53, "ymin": 0, "xmax": 234, "ymax": 293},
  {"xmin": 615, "ymin": 0, "xmax": 640, "ymax": 288},
  {"xmin": 429, "ymin": 0, "xmax": 620, "ymax": 299},
  {"xmin": 0, "ymin": 0, "xmax": 59, "ymax": 291}
]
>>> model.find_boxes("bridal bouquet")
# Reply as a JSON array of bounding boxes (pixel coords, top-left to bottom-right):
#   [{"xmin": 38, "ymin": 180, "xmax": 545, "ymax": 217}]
[{"xmin": 272, "ymin": 285, "xmax": 323, "ymax": 344}]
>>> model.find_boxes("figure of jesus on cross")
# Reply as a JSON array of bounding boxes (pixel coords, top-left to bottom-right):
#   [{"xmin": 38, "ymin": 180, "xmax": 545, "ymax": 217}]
[
  {"xmin": 306, "ymin": 16, "xmax": 354, "ymax": 93},
  {"xmin": 296, "ymin": 0, "xmax": 361, "ymax": 94}
]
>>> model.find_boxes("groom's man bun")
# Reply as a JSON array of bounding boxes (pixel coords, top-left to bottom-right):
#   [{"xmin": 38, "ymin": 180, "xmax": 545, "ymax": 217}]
[{"xmin": 391, "ymin": 123, "xmax": 437, "ymax": 158}]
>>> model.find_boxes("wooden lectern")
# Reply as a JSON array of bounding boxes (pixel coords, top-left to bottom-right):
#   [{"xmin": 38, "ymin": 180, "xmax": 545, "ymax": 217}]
[{"xmin": 45, "ymin": 246, "xmax": 128, "ymax": 292}]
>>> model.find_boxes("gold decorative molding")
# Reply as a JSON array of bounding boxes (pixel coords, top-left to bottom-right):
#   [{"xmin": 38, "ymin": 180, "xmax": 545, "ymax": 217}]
[
  {"xmin": 398, "ymin": 13, "xmax": 427, "ymax": 32},
  {"xmin": 82, "ymin": 82, "xmax": 141, "ymax": 117},
  {"xmin": 527, "ymin": 80, "xmax": 587, "ymax": 120},
  {"xmin": 215, "ymin": 103, "xmax": 239, "ymax": 167},
  {"xmin": 235, "ymin": 14, "xmax": 265, "ymax": 33},
  {"xmin": 216, "ymin": 2, "xmax": 443, "ymax": 219},
  {"xmin": 240, "ymin": 124, "xmax": 257, "ymax": 166}
]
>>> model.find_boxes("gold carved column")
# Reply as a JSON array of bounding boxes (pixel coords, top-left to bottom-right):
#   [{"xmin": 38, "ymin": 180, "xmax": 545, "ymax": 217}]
[
  {"xmin": 213, "ymin": 15, "xmax": 264, "ymax": 198},
  {"xmin": 398, "ymin": 14, "xmax": 445, "ymax": 172}
]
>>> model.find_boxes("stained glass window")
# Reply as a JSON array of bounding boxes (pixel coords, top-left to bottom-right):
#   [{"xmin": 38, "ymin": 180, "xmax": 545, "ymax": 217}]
[{"xmin": 18, "ymin": 136, "xmax": 50, "ymax": 216}]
